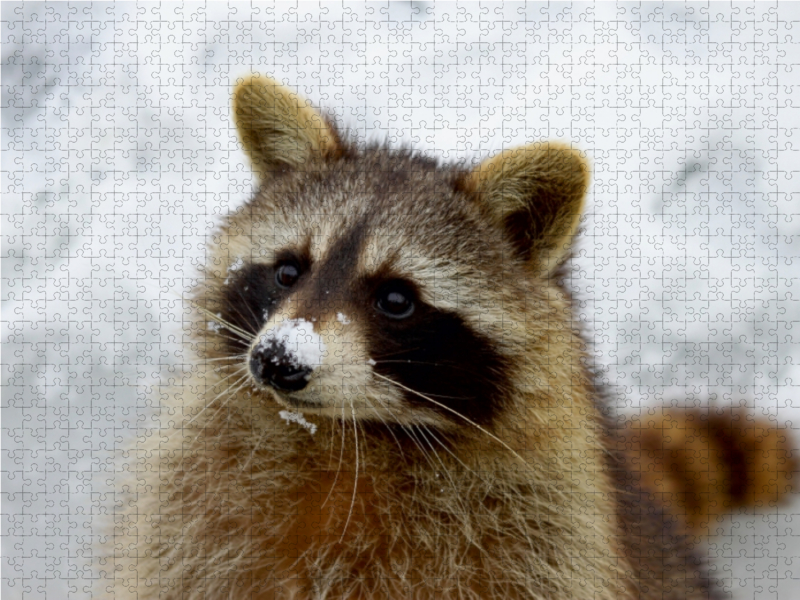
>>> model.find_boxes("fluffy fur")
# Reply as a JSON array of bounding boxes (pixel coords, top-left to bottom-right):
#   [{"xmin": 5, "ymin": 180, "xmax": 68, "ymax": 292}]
[
  {"xmin": 618, "ymin": 407, "xmax": 796, "ymax": 537},
  {"xmin": 110, "ymin": 76, "xmax": 794, "ymax": 600}
]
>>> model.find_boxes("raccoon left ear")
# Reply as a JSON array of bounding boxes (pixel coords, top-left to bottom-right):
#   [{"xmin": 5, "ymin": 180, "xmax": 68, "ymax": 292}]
[
  {"xmin": 463, "ymin": 142, "xmax": 589, "ymax": 274},
  {"xmin": 232, "ymin": 75, "xmax": 342, "ymax": 178}
]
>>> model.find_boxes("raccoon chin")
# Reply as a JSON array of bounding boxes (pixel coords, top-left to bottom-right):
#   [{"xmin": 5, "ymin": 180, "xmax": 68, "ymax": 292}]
[
  {"xmin": 248, "ymin": 380, "xmax": 321, "ymax": 412},
  {"xmin": 253, "ymin": 381, "xmax": 346, "ymax": 417},
  {"xmin": 268, "ymin": 390, "xmax": 319, "ymax": 412},
  {"xmin": 259, "ymin": 380, "xmax": 448, "ymax": 429}
]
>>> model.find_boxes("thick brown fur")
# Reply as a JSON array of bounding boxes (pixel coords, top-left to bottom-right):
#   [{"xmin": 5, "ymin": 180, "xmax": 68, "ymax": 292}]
[{"xmin": 110, "ymin": 76, "xmax": 793, "ymax": 600}]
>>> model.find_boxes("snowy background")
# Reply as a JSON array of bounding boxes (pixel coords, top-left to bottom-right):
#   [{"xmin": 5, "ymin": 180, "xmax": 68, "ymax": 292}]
[{"xmin": 3, "ymin": 2, "xmax": 799, "ymax": 598}]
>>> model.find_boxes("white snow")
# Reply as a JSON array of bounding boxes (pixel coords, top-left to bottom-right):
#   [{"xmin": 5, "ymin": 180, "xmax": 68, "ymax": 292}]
[
  {"xmin": 256, "ymin": 318, "xmax": 325, "ymax": 369},
  {"xmin": 278, "ymin": 410, "xmax": 318, "ymax": 435},
  {"xmin": 227, "ymin": 257, "xmax": 244, "ymax": 273},
  {"xmin": 224, "ymin": 257, "xmax": 244, "ymax": 284},
  {"xmin": 208, "ymin": 313, "xmax": 224, "ymax": 331},
  {"xmin": 336, "ymin": 312, "xmax": 351, "ymax": 325}
]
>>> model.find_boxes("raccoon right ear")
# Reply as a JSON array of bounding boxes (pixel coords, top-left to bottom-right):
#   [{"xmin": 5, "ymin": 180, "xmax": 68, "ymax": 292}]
[
  {"xmin": 463, "ymin": 142, "xmax": 589, "ymax": 275},
  {"xmin": 232, "ymin": 75, "xmax": 342, "ymax": 177}
]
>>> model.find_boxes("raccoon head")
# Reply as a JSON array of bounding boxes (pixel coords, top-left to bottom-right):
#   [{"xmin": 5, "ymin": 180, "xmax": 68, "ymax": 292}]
[{"xmin": 199, "ymin": 75, "xmax": 589, "ymax": 431}]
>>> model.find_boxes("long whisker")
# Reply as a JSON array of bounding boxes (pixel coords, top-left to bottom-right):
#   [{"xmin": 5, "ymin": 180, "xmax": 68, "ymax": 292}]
[
  {"xmin": 194, "ymin": 305, "xmax": 254, "ymax": 341},
  {"xmin": 365, "ymin": 399, "xmax": 406, "ymax": 460},
  {"xmin": 327, "ymin": 405, "xmax": 339, "ymax": 469},
  {"xmin": 340, "ymin": 397, "xmax": 360, "ymax": 542},
  {"xmin": 322, "ymin": 402, "xmax": 348, "ymax": 509},
  {"xmin": 421, "ymin": 424, "xmax": 489, "ymax": 486},
  {"xmin": 206, "ymin": 307, "xmax": 255, "ymax": 338},
  {"xmin": 207, "ymin": 330, "xmax": 253, "ymax": 349},
  {"xmin": 414, "ymin": 424, "xmax": 451, "ymax": 479},
  {"xmin": 371, "ymin": 372, "xmax": 529, "ymax": 469},
  {"xmin": 203, "ymin": 354, "xmax": 249, "ymax": 363},
  {"xmin": 371, "ymin": 359, "xmax": 490, "ymax": 377},
  {"xmin": 374, "ymin": 398, "xmax": 436, "ymax": 471},
  {"xmin": 177, "ymin": 366, "xmax": 249, "ymax": 432},
  {"xmin": 370, "ymin": 380, "xmax": 474, "ymax": 400},
  {"xmin": 174, "ymin": 289, "xmax": 256, "ymax": 359},
  {"xmin": 189, "ymin": 373, "xmax": 252, "ymax": 444},
  {"xmin": 206, "ymin": 327, "xmax": 253, "ymax": 352},
  {"xmin": 214, "ymin": 284, "xmax": 262, "ymax": 339},
  {"xmin": 241, "ymin": 424, "xmax": 271, "ymax": 473},
  {"xmin": 366, "ymin": 347, "xmax": 423, "ymax": 360},
  {"xmin": 203, "ymin": 364, "xmax": 250, "ymax": 396},
  {"xmin": 403, "ymin": 421, "xmax": 440, "ymax": 475},
  {"xmin": 415, "ymin": 424, "xmax": 449, "ymax": 474},
  {"xmin": 165, "ymin": 370, "xmax": 247, "ymax": 447},
  {"xmin": 414, "ymin": 424, "xmax": 473, "ymax": 515},
  {"xmin": 205, "ymin": 371, "xmax": 250, "ymax": 416},
  {"xmin": 235, "ymin": 283, "xmax": 266, "ymax": 333}
]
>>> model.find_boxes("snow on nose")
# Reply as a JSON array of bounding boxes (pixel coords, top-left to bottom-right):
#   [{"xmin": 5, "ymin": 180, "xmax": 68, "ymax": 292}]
[
  {"xmin": 250, "ymin": 319, "xmax": 326, "ymax": 391},
  {"xmin": 261, "ymin": 319, "xmax": 325, "ymax": 368}
]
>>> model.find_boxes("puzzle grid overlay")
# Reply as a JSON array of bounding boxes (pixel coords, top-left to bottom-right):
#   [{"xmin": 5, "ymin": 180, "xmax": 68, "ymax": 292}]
[{"xmin": 2, "ymin": 3, "xmax": 799, "ymax": 598}]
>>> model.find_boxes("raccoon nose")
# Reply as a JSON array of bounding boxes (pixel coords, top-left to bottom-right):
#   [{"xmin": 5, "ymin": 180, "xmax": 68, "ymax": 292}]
[{"xmin": 249, "ymin": 341, "xmax": 313, "ymax": 392}]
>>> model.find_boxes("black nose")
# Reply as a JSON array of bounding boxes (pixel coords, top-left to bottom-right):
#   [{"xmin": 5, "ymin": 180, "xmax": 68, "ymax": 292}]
[{"xmin": 249, "ymin": 340, "xmax": 313, "ymax": 392}]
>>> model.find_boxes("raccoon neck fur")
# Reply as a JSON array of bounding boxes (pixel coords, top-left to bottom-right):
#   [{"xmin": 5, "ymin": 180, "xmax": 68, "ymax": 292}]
[{"xmin": 171, "ymin": 284, "xmax": 628, "ymax": 600}]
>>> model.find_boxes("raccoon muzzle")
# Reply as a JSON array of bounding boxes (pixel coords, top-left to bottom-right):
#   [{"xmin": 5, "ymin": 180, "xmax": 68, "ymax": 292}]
[{"xmin": 249, "ymin": 339, "xmax": 313, "ymax": 391}]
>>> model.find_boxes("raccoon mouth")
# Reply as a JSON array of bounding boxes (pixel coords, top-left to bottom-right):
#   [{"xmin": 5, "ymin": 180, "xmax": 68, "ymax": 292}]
[
  {"xmin": 271, "ymin": 392, "xmax": 320, "ymax": 411},
  {"xmin": 249, "ymin": 377, "xmax": 332, "ymax": 413}
]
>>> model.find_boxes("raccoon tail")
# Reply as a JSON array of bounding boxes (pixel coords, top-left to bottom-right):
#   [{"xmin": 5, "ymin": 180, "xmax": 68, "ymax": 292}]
[{"xmin": 620, "ymin": 407, "xmax": 797, "ymax": 535}]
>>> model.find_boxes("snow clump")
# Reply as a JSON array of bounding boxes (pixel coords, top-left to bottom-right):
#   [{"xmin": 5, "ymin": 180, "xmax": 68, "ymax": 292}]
[
  {"xmin": 255, "ymin": 318, "xmax": 325, "ymax": 370},
  {"xmin": 279, "ymin": 410, "xmax": 318, "ymax": 435}
]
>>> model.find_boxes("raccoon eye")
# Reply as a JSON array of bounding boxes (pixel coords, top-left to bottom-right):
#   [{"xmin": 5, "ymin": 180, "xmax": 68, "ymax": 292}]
[
  {"xmin": 376, "ymin": 283, "xmax": 415, "ymax": 320},
  {"xmin": 275, "ymin": 262, "xmax": 301, "ymax": 288}
]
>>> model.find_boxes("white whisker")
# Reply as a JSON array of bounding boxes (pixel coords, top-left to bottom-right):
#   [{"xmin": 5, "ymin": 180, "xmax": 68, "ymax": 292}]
[
  {"xmin": 371, "ymin": 372, "xmax": 530, "ymax": 469},
  {"xmin": 189, "ymin": 373, "xmax": 252, "ymax": 445},
  {"xmin": 241, "ymin": 425, "xmax": 271, "ymax": 473},
  {"xmin": 403, "ymin": 422, "xmax": 440, "ymax": 475},
  {"xmin": 169, "ymin": 366, "xmax": 248, "ymax": 439},
  {"xmin": 204, "ymin": 354, "xmax": 249, "ymax": 362},
  {"xmin": 322, "ymin": 401, "xmax": 348, "ymax": 509},
  {"xmin": 421, "ymin": 424, "xmax": 490, "ymax": 487},
  {"xmin": 340, "ymin": 397, "xmax": 360, "ymax": 541},
  {"xmin": 194, "ymin": 305, "xmax": 254, "ymax": 340},
  {"xmin": 365, "ymin": 400, "xmax": 406, "ymax": 459}
]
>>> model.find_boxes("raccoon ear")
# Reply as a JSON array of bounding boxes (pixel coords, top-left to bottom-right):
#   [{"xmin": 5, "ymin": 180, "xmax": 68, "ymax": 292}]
[
  {"xmin": 464, "ymin": 142, "xmax": 589, "ymax": 274},
  {"xmin": 232, "ymin": 75, "xmax": 341, "ymax": 177}
]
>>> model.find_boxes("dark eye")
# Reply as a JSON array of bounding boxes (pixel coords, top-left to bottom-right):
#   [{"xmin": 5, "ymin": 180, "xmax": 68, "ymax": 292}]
[
  {"xmin": 376, "ymin": 283, "xmax": 415, "ymax": 319},
  {"xmin": 275, "ymin": 262, "xmax": 301, "ymax": 288}
]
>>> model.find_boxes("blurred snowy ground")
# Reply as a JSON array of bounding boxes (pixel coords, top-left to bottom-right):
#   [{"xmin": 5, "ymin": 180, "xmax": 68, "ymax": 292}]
[{"xmin": 2, "ymin": 2, "xmax": 799, "ymax": 598}]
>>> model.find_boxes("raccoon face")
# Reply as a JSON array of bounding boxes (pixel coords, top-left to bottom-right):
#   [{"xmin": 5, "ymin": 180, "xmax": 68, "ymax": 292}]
[{"xmin": 201, "ymin": 76, "xmax": 589, "ymax": 430}]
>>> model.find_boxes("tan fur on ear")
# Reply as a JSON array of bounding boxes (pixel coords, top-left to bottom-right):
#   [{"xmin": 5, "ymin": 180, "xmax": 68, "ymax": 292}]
[
  {"xmin": 465, "ymin": 142, "xmax": 589, "ymax": 273},
  {"xmin": 233, "ymin": 75, "xmax": 340, "ymax": 177}
]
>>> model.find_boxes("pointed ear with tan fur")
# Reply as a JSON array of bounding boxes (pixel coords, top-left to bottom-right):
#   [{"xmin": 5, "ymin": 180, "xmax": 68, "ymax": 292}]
[
  {"xmin": 463, "ymin": 142, "xmax": 590, "ymax": 274},
  {"xmin": 232, "ymin": 75, "xmax": 341, "ymax": 177}
]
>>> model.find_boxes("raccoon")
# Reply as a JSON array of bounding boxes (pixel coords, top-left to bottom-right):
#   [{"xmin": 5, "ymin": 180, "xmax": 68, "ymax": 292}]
[{"xmin": 112, "ymin": 76, "xmax": 795, "ymax": 600}]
